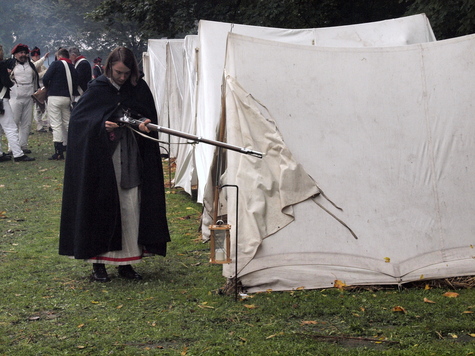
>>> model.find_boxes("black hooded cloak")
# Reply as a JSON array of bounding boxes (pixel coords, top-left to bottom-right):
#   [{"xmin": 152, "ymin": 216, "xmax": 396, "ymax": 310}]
[{"xmin": 59, "ymin": 75, "xmax": 170, "ymax": 259}]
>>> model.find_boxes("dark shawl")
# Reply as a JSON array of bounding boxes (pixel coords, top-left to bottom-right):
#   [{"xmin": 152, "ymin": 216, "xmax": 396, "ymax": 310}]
[{"xmin": 59, "ymin": 75, "xmax": 170, "ymax": 259}]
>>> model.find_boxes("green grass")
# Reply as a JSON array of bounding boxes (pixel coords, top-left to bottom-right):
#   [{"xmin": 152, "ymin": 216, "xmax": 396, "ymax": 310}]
[{"xmin": 1, "ymin": 131, "xmax": 474, "ymax": 355}]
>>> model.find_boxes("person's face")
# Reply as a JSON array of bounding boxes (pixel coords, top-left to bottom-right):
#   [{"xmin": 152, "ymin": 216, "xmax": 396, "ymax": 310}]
[
  {"xmin": 31, "ymin": 54, "xmax": 40, "ymax": 62},
  {"xmin": 14, "ymin": 50, "xmax": 28, "ymax": 63},
  {"xmin": 111, "ymin": 62, "xmax": 131, "ymax": 86}
]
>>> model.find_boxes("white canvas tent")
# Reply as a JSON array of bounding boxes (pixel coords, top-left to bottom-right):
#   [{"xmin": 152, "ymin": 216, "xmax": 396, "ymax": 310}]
[
  {"xmin": 146, "ymin": 39, "xmax": 185, "ymax": 158},
  {"xmin": 173, "ymin": 35, "xmax": 200, "ymax": 194},
  {"xmin": 174, "ymin": 15, "xmax": 436, "ymax": 202},
  {"xmin": 209, "ymin": 32, "xmax": 475, "ymax": 293}
]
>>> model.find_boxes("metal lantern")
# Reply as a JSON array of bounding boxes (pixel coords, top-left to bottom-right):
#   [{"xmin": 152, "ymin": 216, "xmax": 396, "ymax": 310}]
[{"xmin": 209, "ymin": 223, "xmax": 232, "ymax": 264}]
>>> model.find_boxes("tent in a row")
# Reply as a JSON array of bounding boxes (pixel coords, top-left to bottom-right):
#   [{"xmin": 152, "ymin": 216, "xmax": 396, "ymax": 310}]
[
  {"xmin": 207, "ymin": 31, "xmax": 475, "ymax": 293},
  {"xmin": 142, "ymin": 15, "xmax": 464, "ymax": 293},
  {"xmin": 145, "ymin": 39, "xmax": 186, "ymax": 158}
]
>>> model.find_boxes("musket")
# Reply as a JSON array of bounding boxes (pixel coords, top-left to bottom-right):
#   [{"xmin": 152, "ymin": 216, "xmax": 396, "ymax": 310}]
[{"xmin": 118, "ymin": 111, "xmax": 264, "ymax": 159}]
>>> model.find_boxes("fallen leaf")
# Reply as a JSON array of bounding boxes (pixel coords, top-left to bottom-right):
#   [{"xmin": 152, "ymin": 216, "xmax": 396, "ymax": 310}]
[
  {"xmin": 392, "ymin": 306, "xmax": 407, "ymax": 313},
  {"xmin": 424, "ymin": 284, "xmax": 431, "ymax": 290},
  {"xmin": 77, "ymin": 324, "xmax": 85, "ymax": 328},
  {"xmin": 423, "ymin": 298, "xmax": 436, "ymax": 304},
  {"xmin": 448, "ymin": 333, "xmax": 458, "ymax": 339},
  {"xmin": 334, "ymin": 280, "xmax": 346, "ymax": 290},
  {"xmin": 443, "ymin": 292, "xmax": 459, "ymax": 298},
  {"xmin": 244, "ymin": 304, "xmax": 258, "ymax": 309},
  {"xmin": 116, "ymin": 305, "xmax": 123, "ymax": 309},
  {"xmin": 462, "ymin": 311, "xmax": 474, "ymax": 314},
  {"xmin": 469, "ymin": 333, "xmax": 475, "ymax": 337},
  {"xmin": 266, "ymin": 332, "xmax": 284, "ymax": 339},
  {"xmin": 301, "ymin": 320, "xmax": 317, "ymax": 325},
  {"xmin": 384, "ymin": 257, "xmax": 390, "ymax": 263}
]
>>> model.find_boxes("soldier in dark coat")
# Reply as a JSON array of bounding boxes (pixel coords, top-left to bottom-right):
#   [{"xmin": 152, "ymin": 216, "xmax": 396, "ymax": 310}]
[{"xmin": 59, "ymin": 47, "xmax": 170, "ymax": 282}]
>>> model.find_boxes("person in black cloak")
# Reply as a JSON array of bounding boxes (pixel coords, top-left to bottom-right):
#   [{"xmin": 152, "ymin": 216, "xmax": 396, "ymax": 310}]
[{"xmin": 59, "ymin": 46, "xmax": 170, "ymax": 282}]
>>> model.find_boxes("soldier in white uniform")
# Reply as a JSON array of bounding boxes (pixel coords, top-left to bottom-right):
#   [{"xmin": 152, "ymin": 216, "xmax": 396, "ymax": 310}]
[
  {"xmin": 6, "ymin": 43, "xmax": 40, "ymax": 153},
  {"xmin": 31, "ymin": 46, "xmax": 50, "ymax": 132}
]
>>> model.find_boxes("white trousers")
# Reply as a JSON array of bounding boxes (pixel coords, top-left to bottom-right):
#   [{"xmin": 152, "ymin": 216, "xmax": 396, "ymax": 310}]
[
  {"xmin": 10, "ymin": 93, "xmax": 34, "ymax": 150},
  {"xmin": 34, "ymin": 103, "xmax": 49, "ymax": 130},
  {"xmin": 0, "ymin": 99, "xmax": 24, "ymax": 158},
  {"xmin": 47, "ymin": 96, "xmax": 70, "ymax": 145}
]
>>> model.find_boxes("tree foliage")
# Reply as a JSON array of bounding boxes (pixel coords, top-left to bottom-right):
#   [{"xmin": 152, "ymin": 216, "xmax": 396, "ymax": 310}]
[
  {"xmin": 404, "ymin": 0, "xmax": 475, "ymax": 39},
  {"xmin": 89, "ymin": 0, "xmax": 409, "ymax": 39},
  {"xmin": 89, "ymin": 0, "xmax": 475, "ymax": 41},
  {"xmin": 0, "ymin": 0, "xmax": 146, "ymax": 61}
]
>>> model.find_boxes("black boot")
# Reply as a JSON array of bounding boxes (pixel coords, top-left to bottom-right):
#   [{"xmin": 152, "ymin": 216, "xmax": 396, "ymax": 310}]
[
  {"xmin": 118, "ymin": 265, "xmax": 143, "ymax": 280},
  {"xmin": 91, "ymin": 263, "xmax": 110, "ymax": 282},
  {"xmin": 48, "ymin": 142, "xmax": 64, "ymax": 160}
]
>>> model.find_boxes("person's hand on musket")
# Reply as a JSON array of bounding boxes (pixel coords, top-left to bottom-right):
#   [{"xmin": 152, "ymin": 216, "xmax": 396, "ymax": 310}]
[
  {"xmin": 138, "ymin": 118, "xmax": 151, "ymax": 133},
  {"xmin": 105, "ymin": 120, "xmax": 119, "ymax": 132}
]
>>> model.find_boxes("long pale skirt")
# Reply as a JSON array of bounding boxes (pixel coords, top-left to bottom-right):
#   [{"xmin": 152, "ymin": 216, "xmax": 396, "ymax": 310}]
[{"xmin": 87, "ymin": 141, "xmax": 143, "ymax": 265}]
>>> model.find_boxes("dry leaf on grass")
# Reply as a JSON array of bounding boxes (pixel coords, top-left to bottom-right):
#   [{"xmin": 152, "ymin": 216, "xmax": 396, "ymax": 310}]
[
  {"xmin": 443, "ymin": 292, "xmax": 459, "ymax": 298},
  {"xmin": 392, "ymin": 306, "xmax": 407, "ymax": 313},
  {"xmin": 334, "ymin": 280, "xmax": 346, "ymax": 290},
  {"xmin": 266, "ymin": 332, "xmax": 284, "ymax": 339}
]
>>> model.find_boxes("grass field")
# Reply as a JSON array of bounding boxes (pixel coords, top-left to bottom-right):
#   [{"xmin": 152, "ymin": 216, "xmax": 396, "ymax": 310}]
[{"xmin": 1, "ymin": 130, "xmax": 474, "ymax": 355}]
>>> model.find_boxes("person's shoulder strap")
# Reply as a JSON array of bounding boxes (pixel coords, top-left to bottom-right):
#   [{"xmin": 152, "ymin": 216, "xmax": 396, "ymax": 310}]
[
  {"xmin": 61, "ymin": 60, "xmax": 74, "ymax": 101},
  {"xmin": 75, "ymin": 58, "xmax": 87, "ymax": 69},
  {"xmin": 0, "ymin": 86, "xmax": 7, "ymax": 99}
]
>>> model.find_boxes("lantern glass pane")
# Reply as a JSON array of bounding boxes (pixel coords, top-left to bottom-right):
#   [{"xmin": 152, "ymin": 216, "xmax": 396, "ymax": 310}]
[{"xmin": 215, "ymin": 229, "xmax": 226, "ymax": 261}]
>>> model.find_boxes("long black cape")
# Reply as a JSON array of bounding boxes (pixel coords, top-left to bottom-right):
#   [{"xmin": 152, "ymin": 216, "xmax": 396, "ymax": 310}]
[{"xmin": 59, "ymin": 75, "xmax": 170, "ymax": 259}]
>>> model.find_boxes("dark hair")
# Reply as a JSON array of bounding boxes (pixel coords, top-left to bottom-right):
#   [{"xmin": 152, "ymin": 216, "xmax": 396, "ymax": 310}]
[
  {"xmin": 57, "ymin": 48, "xmax": 69, "ymax": 59},
  {"xmin": 104, "ymin": 47, "xmax": 139, "ymax": 86}
]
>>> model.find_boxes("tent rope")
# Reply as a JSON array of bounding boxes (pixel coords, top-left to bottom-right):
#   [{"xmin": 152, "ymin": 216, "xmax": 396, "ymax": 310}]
[{"xmin": 311, "ymin": 195, "xmax": 359, "ymax": 240}]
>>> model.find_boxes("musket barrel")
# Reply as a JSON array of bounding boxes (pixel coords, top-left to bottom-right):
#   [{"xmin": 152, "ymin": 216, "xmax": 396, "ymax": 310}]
[{"xmin": 119, "ymin": 115, "xmax": 264, "ymax": 158}]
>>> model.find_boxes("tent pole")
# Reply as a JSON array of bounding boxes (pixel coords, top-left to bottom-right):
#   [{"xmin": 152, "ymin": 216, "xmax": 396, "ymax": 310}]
[
  {"xmin": 220, "ymin": 184, "xmax": 239, "ymax": 301},
  {"xmin": 212, "ymin": 77, "xmax": 228, "ymax": 223}
]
